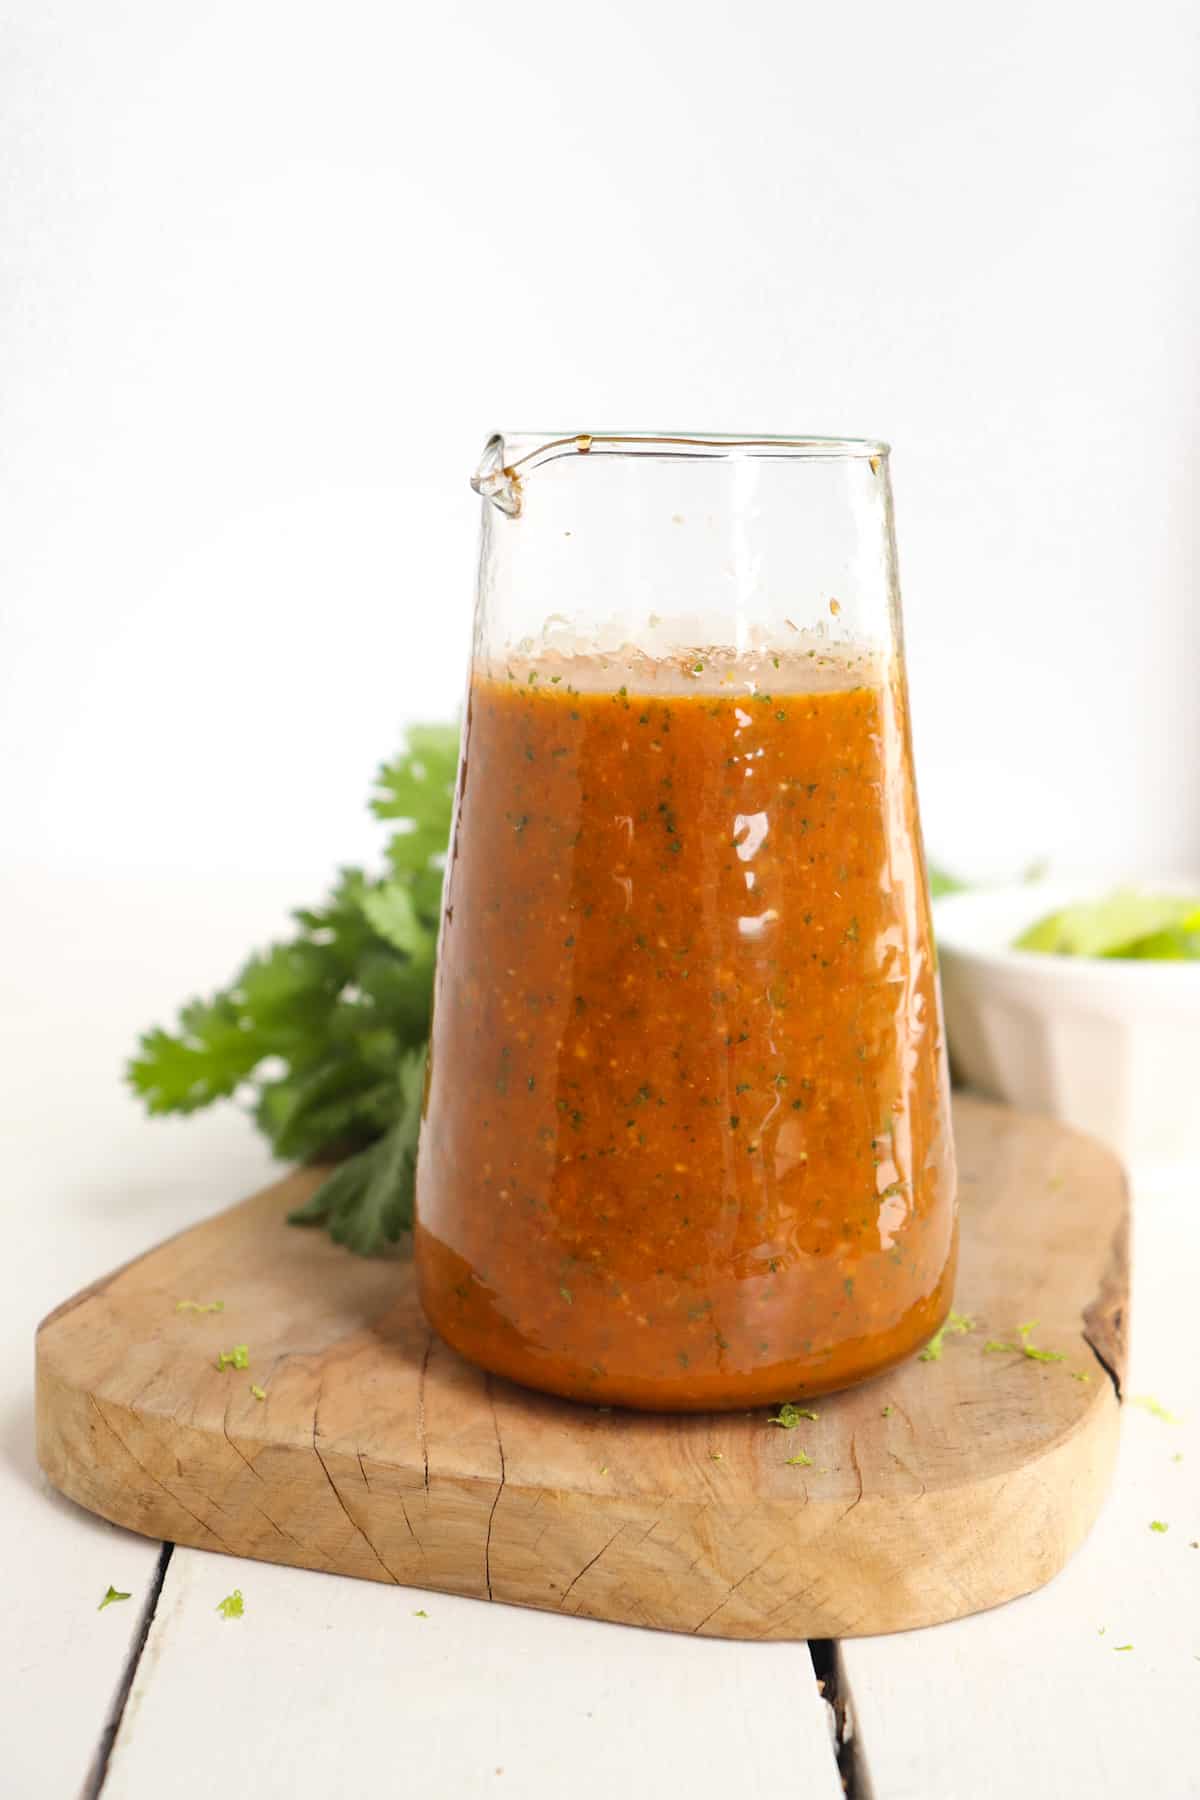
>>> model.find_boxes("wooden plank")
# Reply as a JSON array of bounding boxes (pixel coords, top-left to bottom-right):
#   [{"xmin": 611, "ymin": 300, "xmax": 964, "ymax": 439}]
[
  {"xmin": 102, "ymin": 1549, "xmax": 843, "ymax": 1800},
  {"xmin": 839, "ymin": 1169, "xmax": 1199, "ymax": 1800},
  {"xmin": 37, "ymin": 1097, "xmax": 1127, "ymax": 1639},
  {"xmin": 2, "ymin": 875, "xmax": 288, "ymax": 1795}
]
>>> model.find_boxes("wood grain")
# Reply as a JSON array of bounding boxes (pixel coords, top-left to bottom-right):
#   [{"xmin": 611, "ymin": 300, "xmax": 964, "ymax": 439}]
[{"xmin": 36, "ymin": 1096, "xmax": 1128, "ymax": 1640}]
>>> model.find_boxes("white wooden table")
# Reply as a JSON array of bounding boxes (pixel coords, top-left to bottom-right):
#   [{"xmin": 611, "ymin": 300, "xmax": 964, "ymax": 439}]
[{"xmin": 5, "ymin": 870, "xmax": 1197, "ymax": 1800}]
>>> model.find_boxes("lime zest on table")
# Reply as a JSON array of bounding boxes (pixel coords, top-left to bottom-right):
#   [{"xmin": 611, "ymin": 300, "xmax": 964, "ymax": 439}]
[
  {"xmin": 919, "ymin": 1310, "xmax": 974, "ymax": 1362},
  {"xmin": 1150, "ymin": 1520, "xmax": 1168, "ymax": 1533},
  {"xmin": 216, "ymin": 1589, "xmax": 244, "ymax": 1619},
  {"xmin": 98, "ymin": 1585, "xmax": 131, "ymax": 1611},
  {"xmin": 1128, "ymin": 1394, "xmax": 1181, "ymax": 1423}
]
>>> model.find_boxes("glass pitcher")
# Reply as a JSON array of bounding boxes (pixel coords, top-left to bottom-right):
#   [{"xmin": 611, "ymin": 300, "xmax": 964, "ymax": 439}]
[{"xmin": 414, "ymin": 432, "xmax": 957, "ymax": 1411}]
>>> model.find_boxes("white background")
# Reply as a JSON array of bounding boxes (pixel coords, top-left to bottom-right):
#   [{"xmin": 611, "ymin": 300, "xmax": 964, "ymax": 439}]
[{"xmin": 4, "ymin": 0, "xmax": 1199, "ymax": 915}]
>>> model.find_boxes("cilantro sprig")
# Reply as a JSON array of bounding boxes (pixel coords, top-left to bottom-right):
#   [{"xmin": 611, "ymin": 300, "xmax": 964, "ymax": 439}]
[{"xmin": 128, "ymin": 726, "xmax": 459, "ymax": 1255}]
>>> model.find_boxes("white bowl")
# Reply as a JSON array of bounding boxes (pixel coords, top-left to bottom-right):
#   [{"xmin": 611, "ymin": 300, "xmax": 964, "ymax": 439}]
[{"xmin": 934, "ymin": 881, "xmax": 1200, "ymax": 1173}]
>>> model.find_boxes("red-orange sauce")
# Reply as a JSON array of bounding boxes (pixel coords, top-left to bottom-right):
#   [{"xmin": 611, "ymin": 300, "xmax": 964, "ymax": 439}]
[{"xmin": 415, "ymin": 650, "xmax": 956, "ymax": 1410}]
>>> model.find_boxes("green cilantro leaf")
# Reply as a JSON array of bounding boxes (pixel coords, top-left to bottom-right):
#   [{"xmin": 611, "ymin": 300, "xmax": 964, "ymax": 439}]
[{"xmin": 287, "ymin": 1045, "xmax": 427, "ymax": 1254}]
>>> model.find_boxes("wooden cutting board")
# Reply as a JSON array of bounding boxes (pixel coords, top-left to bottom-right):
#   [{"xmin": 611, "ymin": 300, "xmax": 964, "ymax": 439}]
[{"xmin": 36, "ymin": 1096, "xmax": 1127, "ymax": 1640}]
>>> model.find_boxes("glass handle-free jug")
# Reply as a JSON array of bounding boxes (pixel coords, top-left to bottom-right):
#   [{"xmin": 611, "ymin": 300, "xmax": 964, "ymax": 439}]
[{"xmin": 414, "ymin": 432, "xmax": 956, "ymax": 1411}]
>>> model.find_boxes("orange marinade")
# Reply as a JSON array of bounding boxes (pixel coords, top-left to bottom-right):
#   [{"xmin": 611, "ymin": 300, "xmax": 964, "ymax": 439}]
[{"xmin": 414, "ymin": 649, "xmax": 956, "ymax": 1410}]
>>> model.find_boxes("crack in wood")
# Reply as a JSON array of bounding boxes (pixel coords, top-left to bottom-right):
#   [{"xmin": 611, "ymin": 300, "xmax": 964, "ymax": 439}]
[
  {"xmin": 886, "ymin": 1448, "xmax": 927, "ymax": 1498},
  {"xmin": 483, "ymin": 1375, "xmax": 506, "ymax": 1602},
  {"xmin": 246, "ymin": 1500, "xmax": 310, "ymax": 1556},
  {"xmin": 690, "ymin": 1553, "xmax": 773, "ymax": 1635},
  {"xmin": 221, "ymin": 1394, "xmax": 265, "ymax": 1484},
  {"xmin": 558, "ymin": 1525, "xmax": 624, "ymax": 1611},
  {"xmin": 312, "ymin": 1390, "xmax": 400, "ymax": 1584},
  {"xmin": 835, "ymin": 1430, "xmax": 866, "ymax": 1526},
  {"xmin": 87, "ymin": 1396, "xmax": 234, "ymax": 1551},
  {"xmin": 417, "ymin": 1330, "xmax": 433, "ymax": 1492},
  {"xmin": 80, "ymin": 1541, "xmax": 174, "ymax": 1800}
]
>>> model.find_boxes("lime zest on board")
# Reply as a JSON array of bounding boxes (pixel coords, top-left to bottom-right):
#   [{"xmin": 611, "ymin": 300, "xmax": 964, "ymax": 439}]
[
  {"xmin": 919, "ymin": 1310, "xmax": 974, "ymax": 1362},
  {"xmin": 216, "ymin": 1345, "xmax": 250, "ymax": 1371},
  {"xmin": 983, "ymin": 1320, "xmax": 1065, "ymax": 1364},
  {"xmin": 768, "ymin": 1403, "xmax": 819, "ymax": 1429},
  {"xmin": 216, "ymin": 1589, "xmax": 244, "ymax": 1619},
  {"xmin": 881, "ymin": 1405, "xmax": 894, "ymax": 1417},
  {"xmin": 176, "ymin": 1299, "xmax": 225, "ymax": 1314},
  {"xmin": 98, "ymin": 1585, "xmax": 131, "ymax": 1611},
  {"xmin": 250, "ymin": 1384, "xmax": 266, "ymax": 1401},
  {"xmin": 785, "ymin": 1450, "xmax": 813, "ymax": 1467}
]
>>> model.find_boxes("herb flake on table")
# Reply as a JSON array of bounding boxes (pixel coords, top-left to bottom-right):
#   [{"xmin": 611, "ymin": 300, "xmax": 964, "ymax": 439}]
[
  {"xmin": 1129, "ymin": 1394, "xmax": 1182, "ymax": 1423},
  {"xmin": 98, "ymin": 1585, "xmax": 131, "ymax": 1611},
  {"xmin": 1150, "ymin": 1520, "xmax": 1168, "ymax": 1533},
  {"xmin": 216, "ymin": 1590, "xmax": 244, "ymax": 1619}
]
